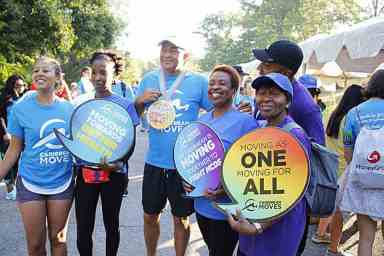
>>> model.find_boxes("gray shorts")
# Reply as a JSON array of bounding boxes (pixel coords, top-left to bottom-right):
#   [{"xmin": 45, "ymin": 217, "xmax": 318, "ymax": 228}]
[{"xmin": 16, "ymin": 177, "xmax": 74, "ymax": 204}]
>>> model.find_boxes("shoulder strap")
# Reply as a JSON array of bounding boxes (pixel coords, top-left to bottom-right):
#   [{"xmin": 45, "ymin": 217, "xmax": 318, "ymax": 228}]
[{"xmin": 120, "ymin": 82, "xmax": 127, "ymax": 97}]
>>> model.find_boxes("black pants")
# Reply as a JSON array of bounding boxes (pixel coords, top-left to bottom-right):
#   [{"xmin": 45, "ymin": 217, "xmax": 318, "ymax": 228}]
[
  {"xmin": 75, "ymin": 172, "xmax": 126, "ymax": 256},
  {"xmin": 196, "ymin": 213, "xmax": 238, "ymax": 256}
]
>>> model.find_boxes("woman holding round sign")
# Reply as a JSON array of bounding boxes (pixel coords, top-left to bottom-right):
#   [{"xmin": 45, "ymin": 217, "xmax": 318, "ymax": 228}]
[
  {"xmin": 227, "ymin": 73, "xmax": 311, "ymax": 256},
  {"xmin": 182, "ymin": 64, "xmax": 259, "ymax": 255},
  {"xmin": 0, "ymin": 57, "xmax": 74, "ymax": 255},
  {"xmin": 74, "ymin": 50, "xmax": 140, "ymax": 256}
]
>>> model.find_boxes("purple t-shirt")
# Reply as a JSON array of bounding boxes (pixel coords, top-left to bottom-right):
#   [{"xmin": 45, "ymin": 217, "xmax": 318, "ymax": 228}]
[
  {"xmin": 239, "ymin": 116, "xmax": 310, "ymax": 256},
  {"xmin": 288, "ymin": 80, "xmax": 325, "ymax": 145}
]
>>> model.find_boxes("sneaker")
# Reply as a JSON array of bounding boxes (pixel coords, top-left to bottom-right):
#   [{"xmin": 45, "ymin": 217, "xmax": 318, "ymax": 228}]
[
  {"xmin": 311, "ymin": 233, "xmax": 331, "ymax": 244},
  {"xmin": 325, "ymin": 249, "xmax": 353, "ymax": 256},
  {"xmin": 122, "ymin": 190, "xmax": 128, "ymax": 198},
  {"xmin": 5, "ymin": 189, "xmax": 16, "ymax": 201}
]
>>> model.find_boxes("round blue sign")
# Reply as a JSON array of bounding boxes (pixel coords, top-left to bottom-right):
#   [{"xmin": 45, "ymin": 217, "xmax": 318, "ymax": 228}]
[{"xmin": 55, "ymin": 99, "xmax": 135, "ymax": 164}]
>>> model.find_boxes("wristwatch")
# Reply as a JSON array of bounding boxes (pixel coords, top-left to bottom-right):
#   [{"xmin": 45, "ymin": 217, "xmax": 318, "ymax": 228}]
[{"xmin": 253, "ymin": 222, "xmax": 263, "ymax": 234}]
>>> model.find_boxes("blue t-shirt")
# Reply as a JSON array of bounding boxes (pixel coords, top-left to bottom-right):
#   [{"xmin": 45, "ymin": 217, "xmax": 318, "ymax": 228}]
[
  {"xmin": 137, "ymin": 70, "xmax": 213, "ymax": 169},
  {"xmin": 343, "ymin": 98, "xmax": 384, "ymax": 149},
  {"xmin": 7, "ymin": 93, "xmax": 74, "ymax": 192},
  {"xmin": 76, "ymin": 94, "xmax": 140, "ymax": 174},
  {"xmin": 239, "ymin": 116, "xmax": 310, "ymax": 256},
  {"xmin": 194, "ymin": 109, "xmax": 258, "ymax": 220},
  {"xmin": 289, "ymin": 80, "xmax": 325, "ymax": 145},
  {"xmin": 112, "ymin": 81, "xmax": 136, "ymax": 102}
]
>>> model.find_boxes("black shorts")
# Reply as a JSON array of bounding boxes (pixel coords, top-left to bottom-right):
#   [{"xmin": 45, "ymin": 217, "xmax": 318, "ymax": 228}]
[{"xmin": 142, "ymin": 163, "xmax": 194, "ymax": 217}]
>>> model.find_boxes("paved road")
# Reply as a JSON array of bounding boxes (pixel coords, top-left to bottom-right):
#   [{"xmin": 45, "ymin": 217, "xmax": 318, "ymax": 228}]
[{"xmin": 0, "ymin": 130, "xmax": 369, "ymax": 255}]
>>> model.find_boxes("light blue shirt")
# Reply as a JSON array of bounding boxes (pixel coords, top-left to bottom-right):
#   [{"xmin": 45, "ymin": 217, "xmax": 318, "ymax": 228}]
[
  {"xmin": 112, "ymin": 81, "xmax": 136, "ymax": 102},
  {"xmin": 194, "ymin": 109, "xmax": 258, "ymax": 220},
  {"xmin": 8, "ymin": 93, "xmax": 74, "ymax": 191},
  {"xmin": 137, "ymin": 70, "xmax": 213, "ymax": 169},
  {"xmin": 343, "ymin": 98, "xmax": 384, "ymax": 148}
]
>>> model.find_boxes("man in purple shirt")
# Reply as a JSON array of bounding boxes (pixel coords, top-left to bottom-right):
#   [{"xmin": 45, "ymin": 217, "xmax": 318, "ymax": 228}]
[
  {"xmin": 252, "ymin": 40, "xmax": 325, "ymax": 255},
  {"xmin": 253, "ymin": 40, "xmax": 325, "ymax": 146}
]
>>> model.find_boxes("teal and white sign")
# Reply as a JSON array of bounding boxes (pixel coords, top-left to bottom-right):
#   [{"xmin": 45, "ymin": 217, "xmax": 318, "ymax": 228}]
[{"xmin": 55, "ymin": 99, "xmax": 134, "ymax": 164}]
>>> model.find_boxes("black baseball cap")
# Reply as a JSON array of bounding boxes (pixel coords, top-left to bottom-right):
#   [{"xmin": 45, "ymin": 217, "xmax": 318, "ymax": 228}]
[
  {"xmin": 232, "ymin": 65, "xmax": 249, "ymax": 76},
  {"xmin": 252, "ymin": 40, "xmax": 303, "ymax": 73}
]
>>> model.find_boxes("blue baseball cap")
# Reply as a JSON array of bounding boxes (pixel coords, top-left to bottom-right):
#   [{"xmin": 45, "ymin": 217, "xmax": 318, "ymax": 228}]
[
  {"xmin": 252, "ymin": 73, "xmax": 293, "ymax": 99},
  {"xmin": 299, "ymin": 74, "xmax": 319, "ymax": 89}
]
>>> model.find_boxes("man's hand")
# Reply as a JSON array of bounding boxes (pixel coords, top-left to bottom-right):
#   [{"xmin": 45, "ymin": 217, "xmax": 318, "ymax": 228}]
[{"xmin": 136, "ymin": 90, "xmax": 162, "ymax": 105}]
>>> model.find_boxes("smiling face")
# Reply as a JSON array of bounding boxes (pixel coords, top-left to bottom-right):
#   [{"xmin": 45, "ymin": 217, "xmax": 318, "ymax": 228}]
[
  {"xmin": 255, "ymin": 84, "xmax": 289, "ymax": 122},
  {"xmin": 32, "ymin": 59, "xmax": 60, "ymax": 92},
  {"xmin": 91, "ymin": 57, "xmax": 115, "ymax": 95},
  {"xmin": 160, "ymin": 44, "xmax": 179, "ymax": 73},
  {"xmin": 208, "ymin": 71, "xmax": 235, "ymax": 108},
  {"xmin": 14, "ymin": 79, "xmax": 25, "ymax": 95}
]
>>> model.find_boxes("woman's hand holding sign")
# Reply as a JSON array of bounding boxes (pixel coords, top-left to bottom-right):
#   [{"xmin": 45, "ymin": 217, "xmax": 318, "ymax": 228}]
[
  {"xmin": 227, "ymin": 209, "xmax": 258, "ymax": 235},
  {"xmin": 204, "ymin": 186, "xmax": 225, "ymax": 201},
  {"xmin": 99, "ymin": 156, "xmax": 123, "ymax": 172}
]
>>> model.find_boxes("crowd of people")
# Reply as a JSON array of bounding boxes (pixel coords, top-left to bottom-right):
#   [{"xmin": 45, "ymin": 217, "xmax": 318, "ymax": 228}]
[{"xmin": 0, "ymin": 37, "xmax": 383, "ymax": 256}]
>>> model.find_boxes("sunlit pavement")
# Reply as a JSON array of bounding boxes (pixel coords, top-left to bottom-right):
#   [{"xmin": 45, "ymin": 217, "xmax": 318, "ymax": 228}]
[{"xmin": 2, "ymin": 130, "xmax": 381, "ymax": 255}]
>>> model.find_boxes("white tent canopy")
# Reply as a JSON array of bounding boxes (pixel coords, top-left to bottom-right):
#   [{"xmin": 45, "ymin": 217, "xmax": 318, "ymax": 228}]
[{"xmin": 300, "ymin": 17, "xmax": 384, "ymax": 73}]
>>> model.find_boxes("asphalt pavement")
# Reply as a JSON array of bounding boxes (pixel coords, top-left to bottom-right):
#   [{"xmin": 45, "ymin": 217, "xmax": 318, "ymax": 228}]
[{"xmin": 0, "ymin": 130, "xmax": 375, "ymax": 255}]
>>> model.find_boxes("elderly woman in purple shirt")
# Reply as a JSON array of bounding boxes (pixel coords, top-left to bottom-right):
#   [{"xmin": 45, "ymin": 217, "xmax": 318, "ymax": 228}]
[{"xmin": 227, "ymin": 73, "xmax": 311, "ymax": 256}]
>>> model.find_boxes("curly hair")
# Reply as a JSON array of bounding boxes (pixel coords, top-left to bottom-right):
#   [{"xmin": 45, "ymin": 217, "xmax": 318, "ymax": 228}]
[{"xmin": 89, "ymin": 50, "xmax": 125, "ymax": 77}]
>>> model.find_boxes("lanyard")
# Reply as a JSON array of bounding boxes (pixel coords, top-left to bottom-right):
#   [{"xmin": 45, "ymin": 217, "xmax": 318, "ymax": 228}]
[{"xmin": 159, "ymin": 67, "xmax": 185, "ymax": 100}]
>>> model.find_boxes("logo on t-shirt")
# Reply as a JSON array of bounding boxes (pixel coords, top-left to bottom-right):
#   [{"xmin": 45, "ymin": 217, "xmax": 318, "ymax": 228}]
[
  {"xmin": 32, "ymin": 119, "xmax": 71, "ymax": 165},
  {"xmin": 367, "ymin": 150, "xmax": 381, "ymax": 164},
  {"xmin": 33, "ymin": 119, "xmax": 66, "ymax": 150}
]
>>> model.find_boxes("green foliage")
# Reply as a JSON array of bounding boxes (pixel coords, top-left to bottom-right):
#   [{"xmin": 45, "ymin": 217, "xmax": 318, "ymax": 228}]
[
  {"xmin": 199, "ymin": 0, "xmax": 362, "ymax": 72},
  {"xmin": 0, "ymin": 0, "xmax": 123, "ymax": 87}
]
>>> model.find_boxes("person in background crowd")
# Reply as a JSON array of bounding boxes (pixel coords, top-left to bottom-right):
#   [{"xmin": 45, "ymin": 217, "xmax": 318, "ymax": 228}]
[
  {"xmin": 185, "ymin": 64, "xmax": 258, "ymax": 256},
  {"xmin": 70, "ymin": 82, "xmax": 80, "ymax": 99},
  {"xmin": 252, "ymin": 40, "xmax": 325, "ymax": 255},
  {"xmin": 112, "ymin": 78, "xmax": 136, "ymax": 101},
  {"xmin": 75, "ymin": 50, "xmax": 140, "ymax": 256},
  {"xmin": 299, "ymin": 74, "xmax": 326, "ymax": 112},
  {"xmin": 228, "ymin": 73, "xmax": 311, "ymax": 256},
  {"xmin": 0, "ymin": 57, "xmax": 74, "ymax": 256},
  {"xmin": 77, "ymin": 66, "xmax": 93, "ymax": 95},
  {"xmin": 0, "ymin": 74, "xmax": 26, "ymax": 200},
  {"xmin": 341, "ymin": 70, "xmax": 384, "ymax": 256},
  {"xmin": 232, "ymin": 65, "xmax": 249, "ymax": 106},
  {"xmin": 55, "ymin": 73, "xmax": 72, "ymax": 101},
  {"xmin": 135, "ymin": 39, "xmax": 213, "ymax": 256},
  {"xmin": 320, "ymin": 84, "xmax": 365, "ymax": 256}
]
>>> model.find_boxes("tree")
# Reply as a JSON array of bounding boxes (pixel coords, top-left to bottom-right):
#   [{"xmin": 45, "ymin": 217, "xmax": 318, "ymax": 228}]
[
  {"xmin": 361, "ymin": 0, "xmax": 384, "ymax": 17},
  {"xmin": 0, "ymin": 0, "xmax": 124, "ymax": 85},
  {"xmin": 198, "ymin": 0, "xmax": 362, "ymax": 72}
]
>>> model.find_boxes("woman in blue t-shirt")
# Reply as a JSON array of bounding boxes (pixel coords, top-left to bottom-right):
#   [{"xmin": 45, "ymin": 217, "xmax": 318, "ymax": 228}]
[
  {"xmin": 227, "ymin": 73, "xmax": 311, "ymax": 256},
  {"xmin": 74, "ymin": 50, "xmax": 140, "ymax": 256},
  {"xmin": 341, "ymin": 70, "xmax": 384, "ymax": 256},
  {"xmin": 0, "ymin": 57, "xmax": 74, "ymax": 255},
  {"xmin": 185, "ymin": 64, "xmax": 258, "ymax": 255}
]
